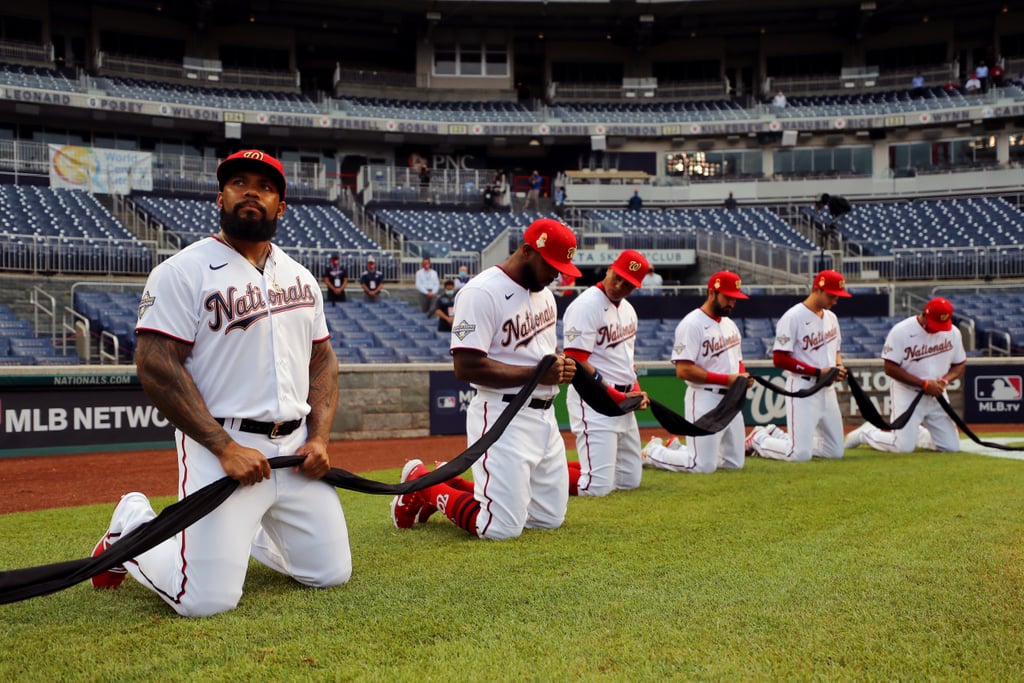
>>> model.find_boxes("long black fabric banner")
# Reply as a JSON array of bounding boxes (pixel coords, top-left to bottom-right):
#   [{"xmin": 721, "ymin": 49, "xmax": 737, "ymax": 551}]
[{"xmin": 0, "ymin": 356, "xmax": 555, "ymax": 605}]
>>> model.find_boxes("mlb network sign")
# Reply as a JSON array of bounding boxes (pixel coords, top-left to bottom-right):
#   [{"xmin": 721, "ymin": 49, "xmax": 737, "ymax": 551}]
[
  {"xmin": 429, "ymin": 371, "xmax": 476, "ymax": 435},
  {"xmin": 0, "ymin": 386, "xmax": 174, "ymax": 454},
  {"xmin": 963, "ymin": 367, "xmax": 1023, "ymax": 423}
]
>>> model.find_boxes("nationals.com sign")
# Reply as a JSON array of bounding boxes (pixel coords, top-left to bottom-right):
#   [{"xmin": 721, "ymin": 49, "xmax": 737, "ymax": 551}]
[{"xmin": 0, "ymin": 384, "xmax": 173, "ymax": 455}]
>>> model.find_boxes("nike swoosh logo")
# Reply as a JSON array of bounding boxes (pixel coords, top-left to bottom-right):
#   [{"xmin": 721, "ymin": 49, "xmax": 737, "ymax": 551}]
[
  {"xmin": 505, "ymin": 293, "xmax": 514, "ymax": 300},
  {"xmin": 209, "ymin": 263, "xmax": 228, "ymax": 270}
]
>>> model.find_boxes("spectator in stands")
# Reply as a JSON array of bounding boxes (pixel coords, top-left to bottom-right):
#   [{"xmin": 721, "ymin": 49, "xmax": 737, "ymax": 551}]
[
  {"xmin": 360, "ymin": 256, "xmax": 386, "ymax": 302},
  {"xmin": 964, "ymin": 72, "xmax": 982, "ymax": 95},
  {"xmin": 454, "ymin": 264, "xmax": 471, "ymax": 291},
  {"xmin": 429, "ymin": 279, "xmax": 457, "ymax": 332},
  {"xmin": 628, "ymin": 189, "xmax": 643, "ymax": 211},
  {"xmin": 910, "ymin": 72, "xmax": 925, "ymax": 97},
  {"xmin": 640, "ymin": 264, "xmax": 663, "ymax": 295},
  {"xmin": 419, "ymin": 165, "xmax": 432, "ymax": 201},
  {"xmin": 772, "ymin": 90, "xmax": 787, "ymax": 111},
  {"xmin": 975, "ymin": 61, "xmax": 989, "ymax": 93},
  {"xmin": 482, "ymin": 184, "xmax": 496, "ymax": 211},
  {"xmin": 554, "ymin": 185, "xmax": 568, "ymax": 217},
  {"xmin": 524, "ymin": 170, "xmax": 543, "ymax": 212},
  {"xmin": 723, "ymin": 192, "xmax": 738, "ymax": 210},
  {"xmin": 991, "ymin": 62, "xmax": 1005, "ymax": 88},
  {"xmin": 493, "ymin": 170, "xmax": 506, "ymax": 207},
  {"xmin": 322, "ymin": 254, "xmax": 348, "ymax": 305},
  {"xmin": 416, "ymin": 257, "xmax": 440, "ymax": 313}
]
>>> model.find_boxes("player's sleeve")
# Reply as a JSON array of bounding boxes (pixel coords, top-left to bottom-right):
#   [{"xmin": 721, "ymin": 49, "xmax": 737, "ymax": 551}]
[
  {"xmin": 449, "ymin": 285, "xmax": 496, "ymax": 354},
  {"xmin": 310, "ymin": 272, "xmax": 329, "ymax": 342},
  {"xmin": 950, "ymin": 330, "xmax": 967, "ymax": 365},
  {"xmin": 771, "ymin": 310, "xmax": 796, "ymax": 353},
  {"xmin": 670, "ymin": 318, "xmax": 698, "ymax": 363},
  {"xmin": 135, "ymin": 260, "xmax": 200, "ymax": 344},
  {"xmin": 562, "ymin": 299, "xmax": 597, "ymax": 354},
  {"xmin": 880, "ymin": 325, "xmax": 902, "ymax": 364}
]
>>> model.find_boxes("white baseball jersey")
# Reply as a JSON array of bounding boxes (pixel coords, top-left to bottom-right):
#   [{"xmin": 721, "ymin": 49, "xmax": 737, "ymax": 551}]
[
  {"xmin": 757, "ymin": 302, "xmax": 844, "ymax": 461},
  {"xmin": 563, "ymin": 284, "xmax": 638, "ymax": 386},
  {"xmin": 122, "ymin": 235, "xmax": 350, "ymax": 616},
  {"xmin": 772, "ymin": 303, "xmax": 841, "ymax": 375},
  {"xmin": 563, "ymin": 284, "xmax": 642, "ymax": 496},
  {"xmin": 671, "ymin": 308, "xmax": 742, "ymax": 380},
  {"xmin": 449, "ymin": 264, "xmax": 567, "ymax": 539},
  {"xmin": 646, "ymin": 308, "xmax": 745, "ymax": 473},
  {"xmin": 857, "ymin": 315, "xmax": 967, "ymax": 452},
  {"xmin": 450, "ymin": 265, "xmax": 559, "ymax": 399},
  {"xmin": 136, "ymin": 236, "xmax": 328, "ymax": 423}
]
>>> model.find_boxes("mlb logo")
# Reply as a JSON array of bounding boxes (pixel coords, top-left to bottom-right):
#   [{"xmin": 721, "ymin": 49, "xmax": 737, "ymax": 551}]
[
  {"xmin": 436, "ymin": 394, "xmax": 457, "ymax": 410},
  {"xmin": 975, "ymin": 375, "xmax": 1023, "ymax": 401}
]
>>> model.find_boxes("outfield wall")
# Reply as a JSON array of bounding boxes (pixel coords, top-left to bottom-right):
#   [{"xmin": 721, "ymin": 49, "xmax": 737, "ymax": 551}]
[{"xmin": 0, "ymin": 357, "xmax": 1020, "ymax": 457}]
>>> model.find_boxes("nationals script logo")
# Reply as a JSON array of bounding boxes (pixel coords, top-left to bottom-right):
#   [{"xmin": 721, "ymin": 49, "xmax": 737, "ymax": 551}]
[{"xmin": 205, "ymin": 277, "xmax": 316, "ymax": 333}]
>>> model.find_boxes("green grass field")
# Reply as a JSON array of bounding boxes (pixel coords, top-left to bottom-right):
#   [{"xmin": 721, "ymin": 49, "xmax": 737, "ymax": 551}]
[{"xmin": 2, "ymin": 446, "xmax": 1024, "ymax": 681}]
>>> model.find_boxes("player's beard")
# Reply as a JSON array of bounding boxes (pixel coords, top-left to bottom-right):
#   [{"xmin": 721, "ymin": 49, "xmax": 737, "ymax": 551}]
[
  {"xmin": 522, "ymin": 260, "xmax": 552, "ymax": 292},
  {"xmin": 711, "ymin": 295, "xmax": 734, "ymax": 317},
  {"xmin": 220, "ymin": 203, "xmax": 278, "ymax": 242}
]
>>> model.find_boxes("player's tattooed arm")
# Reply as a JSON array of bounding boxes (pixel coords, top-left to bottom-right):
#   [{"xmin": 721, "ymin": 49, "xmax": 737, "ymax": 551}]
[
  {"xmin": 305, "ymin": 339, "xmax": 339, "ymax": 445},
  {"xmin": 135, "ymin": 331, "xmax": 233, "ymax": 456}
]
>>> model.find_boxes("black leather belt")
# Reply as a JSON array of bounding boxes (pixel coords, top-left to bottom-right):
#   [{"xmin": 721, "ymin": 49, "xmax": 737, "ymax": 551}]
[
  {"xmin": 502, "ymin": 394, "xmax": 554, "ymax": 410},
  {"xmin": 701, "ymin": 387, "xmax": 727, "ymax": 395},
  {"xmin": 797, "ymin": 374, "xmax": 816, "ymax": 381},
  {"xmin": 613, "ymin": 383, "xmax": 633, "ymax": 392},
  {"xmin": 215, "ymin": 417, "xmax": 303, "ymax": 438}
]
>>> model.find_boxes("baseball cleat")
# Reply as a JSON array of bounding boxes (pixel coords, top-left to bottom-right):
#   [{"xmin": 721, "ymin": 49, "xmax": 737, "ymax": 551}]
[
  {"xmin": 90, "ymin": 533, "xmax": 127, "ymax": 589},
  {"xmin": 744, "ymin": 427, "xmax": 765, "ymax": 457},
  {"xmin": 390, "ymin": 459, "xmax": 429, "ymax": 529},
  {"xmin": 844, "ymin": 423, "xmax": 867, "ymax": 449},
  {"xmin": 641, "ymin": 436, "xmax": 663, "ymax": 467},
  {"xmin": 664, "ymin": 436, "xmax": 682, "ymax": 450}
]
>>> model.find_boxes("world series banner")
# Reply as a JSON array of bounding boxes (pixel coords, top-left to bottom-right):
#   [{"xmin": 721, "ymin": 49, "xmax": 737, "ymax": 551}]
[{"xmin": 48, "ymin": 144, "xmax": 153, "ymax": 195}]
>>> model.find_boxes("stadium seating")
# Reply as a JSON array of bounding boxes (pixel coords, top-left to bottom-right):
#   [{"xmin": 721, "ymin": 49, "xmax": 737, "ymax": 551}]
[
  {"xmin": 778, "ymin": 87, "xmax": 967, "ymax": 118},
  {"xmin": 132, "ymin": 196, "xmax": 380, "ymax": 251},
  {"xmin": 0, "ymin": 303, "xmax": 79, "ymax": 365},
  {"xmin": 585, "ymin": 207, "xmax": 817, "ymax": 250},
  {"xmin": 0, "ymin": 62, "xmax": 77, "ymax": 92},
  {"xmin": 334, "ymin": 96, "xmax": 535, "ymax": 123},
  {"xmin": 98, "ymin": 77, "xmax": 318, "ymax": 114},
  {"xmin": 369, "ymin": 207, "xmax": 527, "ymax": 254}
]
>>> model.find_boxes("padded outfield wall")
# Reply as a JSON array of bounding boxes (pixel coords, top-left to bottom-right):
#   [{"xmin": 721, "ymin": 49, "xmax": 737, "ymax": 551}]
[{"xmin": 0, "ymin": 357, "xmax": 1020, "ymax": 457}]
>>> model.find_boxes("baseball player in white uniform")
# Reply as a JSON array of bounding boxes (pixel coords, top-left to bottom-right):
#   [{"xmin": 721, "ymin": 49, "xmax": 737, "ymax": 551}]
[
  {"xmin": 390, "ymin": 217, "xmax": 579, "ymax": 539},
  {"xmin": 748, "ymin": 269, "xmax": 851, "ymax": 461},
  {"xmin": 90, "ymin": 150, "xmax": 351, "ymax": 617},
  {"xmin": 642, "ymin": 271, "xmax": 753, "ymax": 474},
  {"xmin": 563, "ymin": 249, "xmax": 651, "ymax": 496},
  {"xmin": 845, "ymin": 297, "xmax": 967, "ymax": 452}
]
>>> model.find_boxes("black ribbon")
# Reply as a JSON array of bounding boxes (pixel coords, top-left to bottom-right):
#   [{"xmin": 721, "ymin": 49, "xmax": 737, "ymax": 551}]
[
  {"xmin": 570, "ymin": 366, "xmax": 644, "ymax": 416},
  {"xmin": 0, "ymin": 356, "xmax": 556, "ymax": 605},
  {"xmin": 648, "ymin": 379, "xmax": 749, "ymax": 436},
  {"xmin": 936, "ymin": 395, "xmax": 1024, "ymax": 451}
]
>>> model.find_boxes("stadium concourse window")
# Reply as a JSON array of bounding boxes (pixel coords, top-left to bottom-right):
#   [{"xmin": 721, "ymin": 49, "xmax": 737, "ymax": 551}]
[
  {"xmin": 664, "ymin": 150, "xmax": 762, "ymax": 179},
  {"xmin": 889, "ymin": 138, "xmax": 997, "ymax": 173},
  {"xmin": 773, "ymin": 146, "xmax": 872, "ymax": 177},
  {"xmin": 433, "ymin": 43, "xmax": 508, "ymax": 77}
]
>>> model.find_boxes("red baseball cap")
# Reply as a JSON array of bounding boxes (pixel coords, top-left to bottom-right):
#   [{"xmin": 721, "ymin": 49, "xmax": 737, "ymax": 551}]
[
  {"xmin": 707, "ymin": 271, "xmax": 749, "ymax": 299},
  {"xmin": 523, "ymin": 218, "xmax": 582, "ymax": 278},
  {"xmin": 923, "ymin": 297, "xmax": 954, "ymax": 332},
  {"xmin": 814, "ymin": 269, "xmax": 852, "ymax": 297},
  {"xmin": 611, "ymin": 249, "xmax": 650, "ymax": 288},
  {"xmin": 217, "ymin": 150, "xmax": 286, "ymax": 198}
]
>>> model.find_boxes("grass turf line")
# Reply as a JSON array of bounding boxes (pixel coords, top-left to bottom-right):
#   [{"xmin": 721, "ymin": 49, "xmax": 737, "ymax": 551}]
[{"xmin": 1, "ymin": 447, "xmax": 1023, "ymax": 680}]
